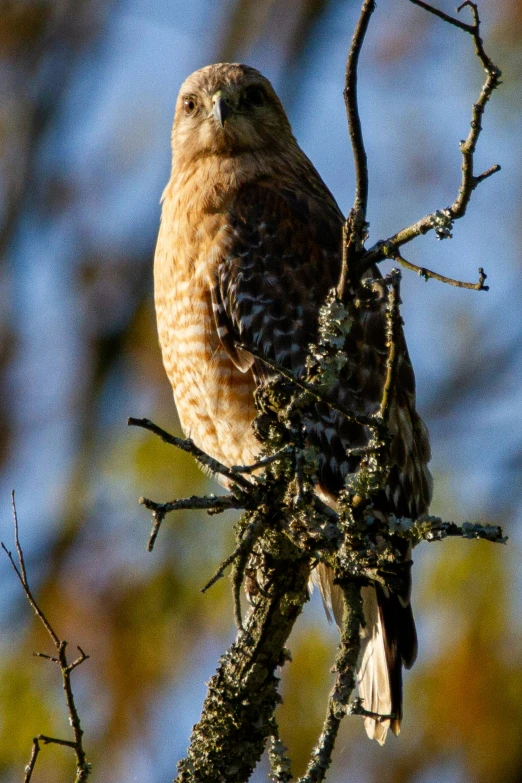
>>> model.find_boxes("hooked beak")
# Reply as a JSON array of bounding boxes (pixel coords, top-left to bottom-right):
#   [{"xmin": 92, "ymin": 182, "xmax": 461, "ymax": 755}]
[{"xmin": 212, "ymin": 90, "xmax": 231, "ymax": 128}]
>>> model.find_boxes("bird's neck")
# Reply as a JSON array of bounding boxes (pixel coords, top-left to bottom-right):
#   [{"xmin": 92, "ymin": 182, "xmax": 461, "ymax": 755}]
[{"xmin": 165, "ymin": 146, "xmax": 302, "ymax": 213}]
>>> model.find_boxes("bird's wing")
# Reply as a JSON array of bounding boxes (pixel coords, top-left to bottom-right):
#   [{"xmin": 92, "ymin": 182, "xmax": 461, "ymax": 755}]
[
  {"xmin": 210, "ymin": 181, "xmax": 431, "ymax": 516},
  {"xmin": 209, "ymin": 180, "xmax": 431, "ymax": 740},
  {"xmin": 210, "ymin": 181, "xmax": 342, "ymax": 376}
]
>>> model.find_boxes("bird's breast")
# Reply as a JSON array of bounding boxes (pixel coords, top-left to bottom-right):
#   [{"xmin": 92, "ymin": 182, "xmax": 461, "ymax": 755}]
[{"xmin": 154, "ymin": 185, "xmax": 260, "ymax": 472}]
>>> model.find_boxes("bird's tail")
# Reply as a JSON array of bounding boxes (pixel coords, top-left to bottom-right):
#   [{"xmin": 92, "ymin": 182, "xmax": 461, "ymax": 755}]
[{"xmin": 312, "ymin": 563, "xmax": 417, "ymax": 745}]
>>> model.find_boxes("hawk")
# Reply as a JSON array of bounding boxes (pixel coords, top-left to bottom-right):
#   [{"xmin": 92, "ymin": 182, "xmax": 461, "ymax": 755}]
[{"xmin": 154, "ymin": 63, "xmax": 432, "ymax": 744}]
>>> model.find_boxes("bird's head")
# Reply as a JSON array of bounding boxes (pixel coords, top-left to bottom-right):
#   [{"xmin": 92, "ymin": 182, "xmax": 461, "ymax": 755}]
[{"xmin": 171, "ymin": 63, "xmax": 294, "ymax": 161}]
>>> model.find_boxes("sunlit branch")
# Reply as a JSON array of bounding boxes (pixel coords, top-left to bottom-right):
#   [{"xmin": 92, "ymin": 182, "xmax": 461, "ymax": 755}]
[
  {"xmin": 363, "ymin": 0, "xmax": 501, "ymax": 268},
  {"xmin": 268, "ymin": 718, "xmax": 293, "ymax": 783},
  {"xmin": 297, "ymin": 583, "xmax": 363, "ymax": 783},
  {"xmin": 384, "ymin": 247, "xmax": 489, "ymax": 290},
  {"xmin": 140, "ymin": 494, "xmax": 246, "ymax": 552},
  {"xmin": 128, "ymin": 417, "xmax": 252, "ymax": 491},
  {"xmin": 407, "ymin": 515, "xmax": 507, "ymax": 544},
  {"xmin": 338, "ymin": 0, "xmax": 375, "ymax": 298},
  {"xmin": 377, "ymin": 269, "xmax": 401, "ymax": 423},
  {"xmin": 1, "ymin": 492, "xmax": 91, "ymax": 783}
]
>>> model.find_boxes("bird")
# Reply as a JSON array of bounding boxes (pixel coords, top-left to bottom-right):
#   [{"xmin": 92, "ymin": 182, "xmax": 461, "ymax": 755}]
[{"xmin": 153, "ymin": 62, "xmax": 432, "ymax": 744}]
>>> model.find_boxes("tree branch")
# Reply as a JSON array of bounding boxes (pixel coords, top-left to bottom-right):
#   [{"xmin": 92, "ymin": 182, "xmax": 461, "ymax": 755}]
[
  {"xmin": 175, "ymin": 523, "xmax": 311, "ymax": 783},
  {"xmin": 2, "ymin": 492, "xmax": 91, "ymax": 783},
  {"xmin": 297, "ymin": 582, "xmax": 363, "ymax": 783},
  {"xmin": 363, "ymin": 0, "xmax": 501, "ymax": 269},
  {"xmin": 384, "ymin": 247, "xmax": 489, "ymax": 290},
  {"xmin": 377, "ymin": 269, "xmax": 402, "ymax": 423},
  {"xmin": 140, "ymin": 493, "xmax": 246, "ymax": 552},
  {"xmin": 338, "ymin": 0, "xmax": 375, "ymax": 298},
  {"xmin": 128, "ymin": 417, "xmax": 252, "ymax": 491}
]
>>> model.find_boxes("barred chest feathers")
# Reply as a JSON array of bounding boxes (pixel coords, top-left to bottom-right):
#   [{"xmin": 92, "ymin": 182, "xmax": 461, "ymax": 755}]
[{"xmin": 154, "ymin": 158, "xmax": 260, "ymax": 471}]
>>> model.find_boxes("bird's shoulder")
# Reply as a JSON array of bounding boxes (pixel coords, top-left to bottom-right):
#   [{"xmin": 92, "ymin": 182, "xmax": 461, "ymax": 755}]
[{"xmin": 225, "ymin": 175, "xmax": 343, "ymax": 249}]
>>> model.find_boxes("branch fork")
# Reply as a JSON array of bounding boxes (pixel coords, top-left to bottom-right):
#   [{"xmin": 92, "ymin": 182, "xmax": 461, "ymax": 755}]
[{"xmin": 2, "ymin": 492, "xmax": 91, "ymax": 783}]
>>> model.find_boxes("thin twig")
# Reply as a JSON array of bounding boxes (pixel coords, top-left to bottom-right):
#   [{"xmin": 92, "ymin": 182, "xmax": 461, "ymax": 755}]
[
  {"xmin": 451, "ymin": 1, "xmax": 502, "ymax": 219},
  {"xmin": 140, "ymin": 494, "xmax": 246, "ymax": 552},
  {"xmin": 347, "ymin": 697, "xmax": 395, "ymax": 723},
  {"xmin": 409, "ymin": 0, "xmax": 474, "ymax": 32},
  {"xmin": 377, "ymin": 269, "xmax": 401, "ymax": 423},
  {"xmin": 344, "ymin": 0, "xmax": 374, "ymax": 223},
  {"xmin": 66, "ymin": 646, "xmax": 89, "ymax": 674},
  {"xmin": 201, "ymin": 515, "xmax": 264, "ymax": 594},
  {"xmin": 2, "ymin": 493, "xmax": 91, "ymax": 783},
  {"xmin": 33, "ymin": 652, "xmax": 59, "ymax": 662},
  {"xmin": 339, "ymin": 0, "xmax": 375, "ymax": 296},
  {"xmin": 128, "ymin": 417, "xmax": 252, "ymax": 491},
  {"xmin": 363, "ymin": 0, "xmax": 501, "ymax": 267},
  {"xmin": 298, "ymin": 582, "xmax": 363, "ymax": 783},
  {"xmin": 230, "ymin": 448, "xmax": 293, "ymax": 474},
  {"xmin": 38, "ymin": 734, "xmax": 77, "ymax": 749},
  {"xmin": 23, "ymin": 738, "xmax": 40, "ymax": 783},
  {"xmin": 406, "ymin": 515, "xmax": 507, "ymax": 544},
  {"xmin": 2, "ymin": 493, "xmax": 60, "ymax": 647},
  {"xmin": 383, "ymin": 247, "xmax": 489, "ymax": 290},
  {"xmin": 201, "ymin": 546, "xmax": 243, "ymax": 594}
]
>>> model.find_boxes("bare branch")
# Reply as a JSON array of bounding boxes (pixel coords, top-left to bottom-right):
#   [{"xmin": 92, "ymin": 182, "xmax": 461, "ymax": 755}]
[
  {"xmin": 140, "ymin": 494, "xmax": 246, "ymax": 552},
  {"xmin": 384, "ymin": 247, "xmax": 489, "ymax": 290},
  {"xmin": 2, "ymin": 492, "xmax": 61, "ymax": 647},
  {"xmin": 66, "ymin": 647, "xmax": 90, "ymax": 674},
  {"xmin": 2, "ymin": 494, "xmax": 91, "ymax": 782},
  {"xmin": 23, "ymin": 738, "xmax": 40, "ymax": 783},
  {"xmin": 344, "ymin": 1, "xmax": 375, "ymax": 223},
  {"xmin": 33, "ymin": 652, "xmax": 59, "ymax": 662},
  {"xmin": 38, "ymin": 734, "xmax": 77, "ymax": 749},
  {"xmin": 297, "ymin": 583, "xmax": 363, "ymax": 783},
  {"xmin": 377, "ymin": 269, "xmax": 401, "ymax": 423},
  {"xmin": 363, "ymin": 0, "xmax": 501, "ymax": 267},
  {"xmin": 409, "ymin": 0, "xmax": 474, "ymax": 32},
  {"xmin": 128, "ymin": 417, "xmax": 252, "ymax": 491},
  {"xmin": 338, "ymin": 0, "xmax": 376, "ymax": 298},
  {"xmin": 474, "ymin": 163, "xmax": 501, "ymax": 186},
  {"xmin": 344, "ymin": 0, "xmax": 374, "ymax": 221}
]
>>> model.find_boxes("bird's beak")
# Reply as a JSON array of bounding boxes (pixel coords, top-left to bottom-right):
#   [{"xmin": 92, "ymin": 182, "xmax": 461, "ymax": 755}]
[{"xmin": 212, "ymin": 90, "xmax": 231, "ymax": 128}]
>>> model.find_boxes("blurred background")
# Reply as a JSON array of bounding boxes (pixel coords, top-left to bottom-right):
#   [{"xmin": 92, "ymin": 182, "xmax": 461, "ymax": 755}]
[{"xmin": 0, "ymin": 0, "xmax": 521, "ymax": 781}]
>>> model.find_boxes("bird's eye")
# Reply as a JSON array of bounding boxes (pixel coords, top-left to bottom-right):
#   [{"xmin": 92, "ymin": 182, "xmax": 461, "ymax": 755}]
[
  {"xmin": 183, "ymin": 96, "xmax": 197, "ymax": 115},
  {"xmin": 243, "ymin": 85, "xmax": 265, "ymax": 107}
]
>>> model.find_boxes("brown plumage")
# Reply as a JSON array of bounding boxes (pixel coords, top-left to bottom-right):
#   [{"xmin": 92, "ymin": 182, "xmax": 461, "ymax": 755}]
[{"xmin": 154, "ymin": 62, "xmax": 432, "ymax": 744}]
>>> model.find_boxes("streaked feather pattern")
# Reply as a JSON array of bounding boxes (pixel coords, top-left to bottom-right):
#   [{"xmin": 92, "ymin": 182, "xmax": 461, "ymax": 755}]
[{"xmin": 154, "ymin": 62, "xmax": 432, "ymax": 743}]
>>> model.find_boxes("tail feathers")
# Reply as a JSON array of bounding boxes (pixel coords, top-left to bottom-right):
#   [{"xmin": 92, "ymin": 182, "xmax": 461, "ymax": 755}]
[
  {"xmin": 312, "ymin": 565, "xmax": 416, "ymax": 745},
  {"xmin": 358, "ymin": 586, "xmax": 400, "ymax": 744},
  {"xmin": 312, "ymin": 562, "xmax": 344, "ymax": 625}
]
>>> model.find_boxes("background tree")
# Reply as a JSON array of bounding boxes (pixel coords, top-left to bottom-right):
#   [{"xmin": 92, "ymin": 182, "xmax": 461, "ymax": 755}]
[{"xmin": 0, "ymin": 1, "xmax": 521, "ymax": 782}]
